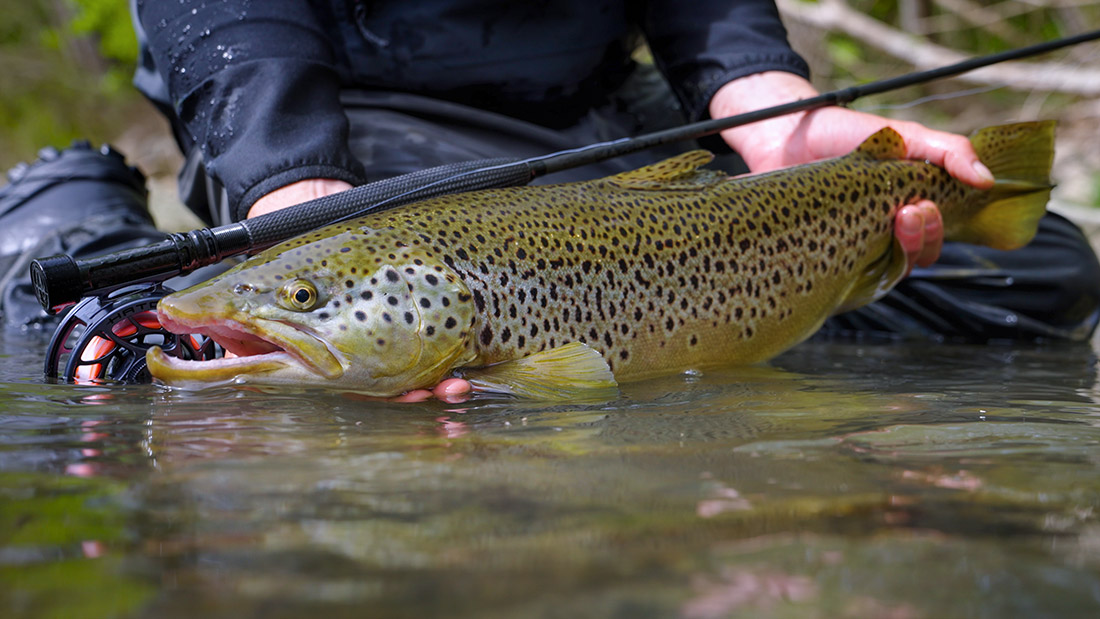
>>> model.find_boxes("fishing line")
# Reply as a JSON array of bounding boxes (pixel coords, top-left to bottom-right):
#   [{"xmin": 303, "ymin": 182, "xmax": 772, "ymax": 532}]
[{"xmin": 860, "ymin": 84, "xmax": 1006, "ymax": 111}]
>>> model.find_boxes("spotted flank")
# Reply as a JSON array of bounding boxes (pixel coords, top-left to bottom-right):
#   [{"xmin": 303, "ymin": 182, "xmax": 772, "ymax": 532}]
[{"xmin": 147, "ymin": 122, "xmax": 1055, "ymax": 397}]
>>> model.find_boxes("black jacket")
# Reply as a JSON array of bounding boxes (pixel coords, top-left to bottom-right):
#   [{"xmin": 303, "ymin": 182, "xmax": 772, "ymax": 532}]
[{"xmin": 134, "ymin": 0, "xmax": 808, "ymax": 217}]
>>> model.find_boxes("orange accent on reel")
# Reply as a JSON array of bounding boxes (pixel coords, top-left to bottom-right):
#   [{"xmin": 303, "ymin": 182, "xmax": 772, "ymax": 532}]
[{"xmin": 74, "ymin": 311, "xmax": 165, "ymax": 382}]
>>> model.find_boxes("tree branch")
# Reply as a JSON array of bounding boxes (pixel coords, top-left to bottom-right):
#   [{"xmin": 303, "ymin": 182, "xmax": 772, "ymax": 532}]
[{"xmin": 776, "ymin": 0, "xmax": 1100, "ymax": 96}]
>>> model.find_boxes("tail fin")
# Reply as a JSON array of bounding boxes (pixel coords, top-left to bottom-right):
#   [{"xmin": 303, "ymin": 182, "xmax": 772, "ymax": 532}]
[{"xmin": 949, "ymin": 121, "xmax": 1055, "ymax": 251}]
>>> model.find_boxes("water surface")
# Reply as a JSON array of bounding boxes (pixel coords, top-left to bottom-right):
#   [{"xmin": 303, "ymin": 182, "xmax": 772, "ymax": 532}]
[{"xmin": 2, "ymin": 330, "xmax": 1099, "ymax": 618}]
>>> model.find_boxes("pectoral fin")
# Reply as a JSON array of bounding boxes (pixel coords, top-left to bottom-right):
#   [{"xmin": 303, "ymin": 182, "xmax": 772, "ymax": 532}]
[
  {"xmin": 460, "ymin": 342, "xmax": 619, "ymax": 400},
  {"xmin": 832, "ymin": 240, "xmax": 908, "ymax": 315}
]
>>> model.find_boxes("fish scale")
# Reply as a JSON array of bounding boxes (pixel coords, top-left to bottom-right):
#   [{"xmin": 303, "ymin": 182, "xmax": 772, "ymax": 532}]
[{"xmin": 147, "ymin": 122, "xmax": 1054, "ymax": 396}]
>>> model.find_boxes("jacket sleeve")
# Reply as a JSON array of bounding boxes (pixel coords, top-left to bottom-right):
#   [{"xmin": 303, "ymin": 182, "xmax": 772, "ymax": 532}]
[
  {"xmin": 135, "ymin": 1, "xmax": 366, "ymax": 221},
  {"xmin": 641, "ymin": 0, "xmax": 810, "ymax": 122}
]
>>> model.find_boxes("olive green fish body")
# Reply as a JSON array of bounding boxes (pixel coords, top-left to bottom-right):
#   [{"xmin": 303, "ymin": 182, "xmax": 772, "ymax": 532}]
[{"xmin": 148, "ymin": 122, "xmax": 1054, "ymax": 395}]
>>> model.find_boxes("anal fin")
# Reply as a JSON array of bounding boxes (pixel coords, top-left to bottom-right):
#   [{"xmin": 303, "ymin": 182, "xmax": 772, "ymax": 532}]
[
  {"xmin": 460, "ymin": 342, "xmax": 619, "ymax": 400},
  {"xmin": 833, "ymin": 240, "xmax": 908, "ymax": 315}
]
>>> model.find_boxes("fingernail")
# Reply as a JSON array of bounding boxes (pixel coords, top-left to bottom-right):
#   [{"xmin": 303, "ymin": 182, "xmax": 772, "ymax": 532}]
[
  {"xmin": 897, "ymin": 210, "xmax": 920, "ymax": 235},
  {"xmin": 920, "ymin": 203, "xmax": 939, "ymax": 226},
  {"xmin": 972, "ymin": 161, "xmax": 994, "ymax": 183}
]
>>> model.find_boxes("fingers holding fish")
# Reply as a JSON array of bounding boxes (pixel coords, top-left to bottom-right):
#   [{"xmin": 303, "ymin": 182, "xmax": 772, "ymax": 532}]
[
  {"xmin": 881, "ymin": 120, "xmax": 995, "ymax": 190},
  {"xmin": 894, "ymin": 200, "xmax": 944, "ymax": 276},
  {"xmin": 708, "ymin": 72, "xmax": 993, "ymax": 190},
  {"xmin": 387, "ymin": 378, "xmax": 473, "ymax": 403},
  {"xmin": 433, "ymin": 378, "xmax": 473, "ymax": 401}
]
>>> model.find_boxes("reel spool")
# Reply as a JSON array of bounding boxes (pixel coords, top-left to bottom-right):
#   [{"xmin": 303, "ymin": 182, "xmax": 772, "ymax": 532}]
[{"xmin": 44, "ymin": 283, "xmax": 218, "ymax": 383}]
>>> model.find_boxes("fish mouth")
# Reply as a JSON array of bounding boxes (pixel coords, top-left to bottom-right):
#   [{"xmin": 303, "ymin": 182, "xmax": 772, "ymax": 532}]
[{"xmin": 147, "ymin": 306, "xmax": 345, "ymax": 384}]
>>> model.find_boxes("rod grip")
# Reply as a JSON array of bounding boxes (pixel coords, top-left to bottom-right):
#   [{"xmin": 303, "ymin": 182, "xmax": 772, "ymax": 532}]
[{"xmin": 30, "ymin": 226, "xmax": 249, "ymax": 313}]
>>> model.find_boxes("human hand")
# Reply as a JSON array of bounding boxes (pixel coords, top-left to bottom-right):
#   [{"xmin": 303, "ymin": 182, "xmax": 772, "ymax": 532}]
[
  {"xmin": 895, "ymin": 200, "xmax": 943, "ymax": 276},
  {"xmin": 708, "ymin": 72, "xmax": 995, "ymax": 189},
  {"xmin": 709, "ymin": 72, "xmax": 972, "ymax": 272}
]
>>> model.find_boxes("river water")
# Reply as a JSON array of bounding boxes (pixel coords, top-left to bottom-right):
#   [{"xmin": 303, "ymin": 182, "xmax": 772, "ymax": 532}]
[{"xmin": 1, "ymin": 328, "xmax": 1099, "ymax": 618}]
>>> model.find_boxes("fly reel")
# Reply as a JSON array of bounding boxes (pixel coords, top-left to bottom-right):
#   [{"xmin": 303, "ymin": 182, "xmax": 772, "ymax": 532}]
[{"xmin": 43, "ymin": 283, "xmax": 218, "ymax": 383}]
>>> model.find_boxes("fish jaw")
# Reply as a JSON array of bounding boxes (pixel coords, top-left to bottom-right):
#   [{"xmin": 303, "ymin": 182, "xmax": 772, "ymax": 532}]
[
  {"xmin": 146, "ymin": 346, "xmax": 298, "ymax": 386},
  {"xmin": 147, "ymin": 294, "xmax": 347, "ymax": 386}
]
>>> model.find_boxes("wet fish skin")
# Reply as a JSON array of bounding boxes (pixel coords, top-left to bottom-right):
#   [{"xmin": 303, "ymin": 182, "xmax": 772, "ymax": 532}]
[{"xmin": 147, "ymin": 122, "xmax": 1054, "ymax": 396}]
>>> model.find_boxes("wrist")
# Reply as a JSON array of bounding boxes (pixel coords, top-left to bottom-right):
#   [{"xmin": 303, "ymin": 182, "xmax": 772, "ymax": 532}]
[
  {"xmin": 247, "ymin": 178, "xmax": 354, "ymax": 219},
  {"xmin": 708, "ymin": 72, "xmax": 820, "ymax": 168}
]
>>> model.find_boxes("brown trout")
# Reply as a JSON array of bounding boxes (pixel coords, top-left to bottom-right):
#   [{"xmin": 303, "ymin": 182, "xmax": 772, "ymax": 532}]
[{"xmin": 147, "ymin": 122, "xmax": 1054, "ymax": 397}]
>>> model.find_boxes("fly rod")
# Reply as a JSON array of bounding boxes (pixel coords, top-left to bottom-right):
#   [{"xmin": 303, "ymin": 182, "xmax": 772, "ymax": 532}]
[{"xmin": 30, "ymin": 28, "xmax": 1100, "ymax": 312}]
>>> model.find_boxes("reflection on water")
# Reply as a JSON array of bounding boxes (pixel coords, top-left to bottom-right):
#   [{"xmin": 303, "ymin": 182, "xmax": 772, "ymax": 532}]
[{"xmin": 1, "ymin": 330, "xmax": 1099, "ymax": 617}]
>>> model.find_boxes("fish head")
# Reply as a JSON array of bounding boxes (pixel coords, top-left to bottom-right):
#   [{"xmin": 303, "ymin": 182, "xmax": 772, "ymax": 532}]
[{"xmin": 147, "ymin": 227, "xmax": 478, "ymax": 396}]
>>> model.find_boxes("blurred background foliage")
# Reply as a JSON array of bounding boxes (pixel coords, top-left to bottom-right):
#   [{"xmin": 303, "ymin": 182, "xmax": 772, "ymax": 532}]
[
  {"xmin": 1, "ymin": 0, "xmax": 1097, "ymax": 203},
  {"xmin": 0, "ymin": 0, "xmax": 139, "ymax": 170}
]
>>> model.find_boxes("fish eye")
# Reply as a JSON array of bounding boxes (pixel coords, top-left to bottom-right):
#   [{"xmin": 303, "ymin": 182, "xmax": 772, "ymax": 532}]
[{"xmin": 279, "ymin": 279, "xmax": 321, "ymax": 311}]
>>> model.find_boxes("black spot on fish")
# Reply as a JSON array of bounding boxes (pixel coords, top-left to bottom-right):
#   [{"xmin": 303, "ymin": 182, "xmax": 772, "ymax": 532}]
[
  {"xmin": 444, "ymin": 316, "xmax": 457, "ymax": 329},
  {"xmin": 404, "ymin": 312, "xmax": 414, "ymax": 324},
  {"xmin": 385, "ymin": 269, "xmax": 399, "ymax": 283},
  {"xmin": 419, "ymin": 298, "xmax": 431, "ymax": 308},
  {"xmin": 360, "ymin": 290, "xmax": 373, "ymax": 301},
  {"xmin": 426, "ymin": 325, "xmax": 435, "ymax": 336},
  {"xmin": 480, "ymin": 326, "xmax": 493, "ymax": 346},
  {"xmin": 382, "ymin": 313, "xmax": 392, "ymax": 323},
  {"xmin": 340, "ymin": 247, "xmax": 351, "ymax": 253},
  {"xmin": 355, "ymin": 311, "xmax": 366, "ymax": 322}
]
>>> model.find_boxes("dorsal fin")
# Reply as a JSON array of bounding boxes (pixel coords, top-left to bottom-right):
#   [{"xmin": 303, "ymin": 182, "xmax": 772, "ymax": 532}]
[
  {"xmin": 607, "ymin": 150, "xmax": 724, "ymax": 191},
  {"xmin": 853, "ymin": 127, "xmax": 907, "ymax": 160}
]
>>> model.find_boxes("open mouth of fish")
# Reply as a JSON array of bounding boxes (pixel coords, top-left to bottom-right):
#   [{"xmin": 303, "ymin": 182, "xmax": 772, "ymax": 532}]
[{"xmin": 146, "ymin": 309, "xmax": 345, "ymax": 384}]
